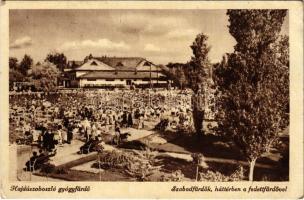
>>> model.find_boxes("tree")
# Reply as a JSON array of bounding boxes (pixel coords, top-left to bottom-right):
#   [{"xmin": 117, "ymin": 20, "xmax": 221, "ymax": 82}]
[
  {"xmin": 176, "ymin": 68, "xmax": 187, "ymax": 90},
  {"xmin": 188, "ymin": 33, "xmax": 211, "ymax": 91},
  {"xmin": 9, "ymin": 68, "xmax": 26, "ymax": 89},
  {"xmin": 213, "ymin": 10, "xmax": 288, "ymax": 181},
  {"xmin": 165, "ymin": 63, "xmax": 188, "ymax": 89},
  {"xmin": 9, "ymin": 57, "xmax": 18, "ymax": 70},
  {"xmin": 45, "ymin": 52, "xmax": 67, "ymax": 72},
  {"xmin": 19, "ymin": 54, "xmax": 33, "ymax": 75},
  {"xmin": 187, "ymin": 33, "xmax": 212, "ymax": 136},
  {"xmin": 84, "ymin": 53, "xmax": 93, "ymax": 63},
  {"xmin": 30, "ymin": 62, "xmax": 60, "ymax": 91}
]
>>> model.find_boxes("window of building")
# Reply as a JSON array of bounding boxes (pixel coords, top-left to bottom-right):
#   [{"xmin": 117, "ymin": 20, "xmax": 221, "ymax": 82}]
[
  {"xmin": 144, "ymin": 61, "xmax": 151, "ymax": 66},
  {"xmin": 106, "ymin": 79, "xmax": 115, "ymax": 81},
  {"xmin": 91, "ymin": 61, "xmax": 98, "ymax": 66},
  {"xmin": 142, "ymin": 78, "xmax": 150, "ymax": 81}
]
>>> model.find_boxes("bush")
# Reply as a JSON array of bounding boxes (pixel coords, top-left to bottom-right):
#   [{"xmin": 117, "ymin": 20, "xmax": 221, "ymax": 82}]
[
  {"xmin": 161, "ymin": 170, "xmax": 186, "ymax": 182},
  {"xmin": 95, "ymin": 151, "xmax": 131, "ymax": 169},
  {"xmin": 93, "ymin": 149, "xmax": 162, "ymax": 181},
  {"xmin": 124, "ymin": 149, "xmax": 162, "ymax": 181},
  {"xmin": 199, "ymin": 165, "xmax": 244, "ymax": 182}
]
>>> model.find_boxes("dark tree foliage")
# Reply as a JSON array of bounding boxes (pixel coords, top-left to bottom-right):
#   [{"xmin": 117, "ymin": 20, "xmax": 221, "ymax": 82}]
[
  {"xmin": 165, "ymin": 34, "xmax": 212, "ymax": 92},
  {"xmin": 166, "ymin": 62, "xmax": 188, "ymax": 89},
  {"xmin": 19, "ymin": 54, "xmax": 33, "ymax": 75},
  {"xmin": 213, "ymin": 9, "xmax": 288, "ymax": 181},
  {"xmin": 9, "ymin": 68, "xmax": 26, "ymax": 89},
  {"xmin": 45, "ymin": 52, "xmax": 67, "ymax": 72},
  {"xmin": 30, "ymin": 62, "xmax": 60, "ymax": 91},
  {"xmin": 177, "ymin": 33, "xmax": 212, "ymax": 136},
  {"xmin": 188, "ymin": 33, "xmax": 211, "ymax": 92},
  {"xmin": 9, "ymin": 57, "xmax": 18, "ymax": 70},
  {"xmin": 84, "ymin": 54, "xmax": 93, "ymax": 63},
  {"xmin": 165, "ymin": 34, "xmax": 212, "ymax": 135}
]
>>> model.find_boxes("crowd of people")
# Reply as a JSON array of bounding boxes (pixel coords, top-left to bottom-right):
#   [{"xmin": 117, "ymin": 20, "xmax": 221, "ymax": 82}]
[{"xmin": 9, "ymin": 88, "xmax": 208, "ymax": 171}]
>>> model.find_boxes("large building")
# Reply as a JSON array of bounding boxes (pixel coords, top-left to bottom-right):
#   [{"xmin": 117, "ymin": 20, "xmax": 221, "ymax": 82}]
[{"xmin": 64, "ymin": 56, "xmax": 170, "ymax": 88}]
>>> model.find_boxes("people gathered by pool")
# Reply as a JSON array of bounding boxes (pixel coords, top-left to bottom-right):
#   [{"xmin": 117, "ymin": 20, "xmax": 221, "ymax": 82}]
[{"xmin": 10, "ymin": 88, "xmax": 198, "ymax": 171}]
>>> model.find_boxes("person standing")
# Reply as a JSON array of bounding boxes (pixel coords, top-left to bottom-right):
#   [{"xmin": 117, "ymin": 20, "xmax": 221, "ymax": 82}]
[
  {"xmin": 122, "ymin": 111, "xmax": 127, "ymax": 128},
  {"xmin": 86, "ymin": 123, "xmax": 92, "ymax": 142},
  {"xmin": 105, "ymin": 114, "xmax": 110, "ymax": 132},
  {"xmin": 42, "ymin": 130, "xmax": 50, "ymax": 150},
  {"xmin": 114, "ymin": 122, "xmax": 121, "ymax": 145},
  {"xmin": 191, "ymin": 86, "xmax": 205, "ymax": 137},
  {"xmin": 61, "ymin": 127, "xmax": 67, "ymax": 144},
  {"xmin": 138, "ymin": 114, "xmax": 144, "ymax": 129},
  {"xmin": 127, "ymin": 111, "xmax": 133, "ymax": 128},
  {"xmin": 91, "ymin": 122, "xmax": 97, "ymax": 139},
  {"xmin": 67, "ymin": 123, "xmax": 74, "ymax": 144},
  {"xmin": 57, "ymin": 125, "xmax": 63, "ymax": 145},
  {"xmin": 49, "ymin": 132, "xmax": 56, "ymax": 150}
]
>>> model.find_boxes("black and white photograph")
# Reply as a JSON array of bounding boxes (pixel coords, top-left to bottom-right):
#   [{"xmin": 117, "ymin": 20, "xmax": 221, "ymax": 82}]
[{"xmin": 7, "ymin": 8, "xmax": 291, "ymax": 184}]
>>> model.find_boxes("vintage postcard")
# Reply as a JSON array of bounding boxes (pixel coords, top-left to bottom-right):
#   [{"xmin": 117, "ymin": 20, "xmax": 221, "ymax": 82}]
[{"xmin": 0, "ymin": 1, "xmax": 303, "ymax": 199}]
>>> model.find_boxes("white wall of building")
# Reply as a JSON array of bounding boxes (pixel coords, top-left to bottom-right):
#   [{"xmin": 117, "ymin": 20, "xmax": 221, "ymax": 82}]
[
  {"xmin": 76, "ymin": 71, "xmax": 88, "ymax": 77},
  {"xmin": 79, "ymin": 78, "xmax": 168, "ymax": 87},
  {"xmin": 79, "ymin": 79, "xmax": 125, "ymax": 87},
  {"xmin": 133, "ymin": 80, "xmax": 167, "ymax": 84}
]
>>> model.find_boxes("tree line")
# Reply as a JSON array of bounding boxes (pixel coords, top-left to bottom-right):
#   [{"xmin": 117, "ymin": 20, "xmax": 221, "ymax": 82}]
[
  {"xmin": 9, "ymin": 53, "xmax": 67, "ymax": 91},
  {"xmin": 167, "ymin": 10, "xmax": 289, "ymax": 181}
]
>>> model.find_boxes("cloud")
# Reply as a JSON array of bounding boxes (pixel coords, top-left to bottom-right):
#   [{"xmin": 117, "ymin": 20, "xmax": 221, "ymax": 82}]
[
  {"xmin": 166, "ymin": 29, "xmax": 200, "ymax": 39},
  {"xmin": 10, "ymin": 36, "xmax": 32, "ymax": 49},
  {"xmin": 58, "ymin": 38, "xmax": 130, "ymax": 51},
  {"xmin": 113, "ymin": 12, "xmax": 190, "ymax": 37},
  {"xmin": 144, "ymin": 43, "xmax": 162, "ymax": 52}
]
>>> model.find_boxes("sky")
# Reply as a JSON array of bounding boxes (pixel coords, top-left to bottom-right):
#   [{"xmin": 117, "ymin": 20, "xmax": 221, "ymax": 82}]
[{"xmin": 9, "ymin": 9, "xmax": 289, "ymax": 65}]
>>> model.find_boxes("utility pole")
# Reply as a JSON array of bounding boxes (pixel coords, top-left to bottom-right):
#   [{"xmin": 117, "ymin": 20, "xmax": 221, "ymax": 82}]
[
  {"xmin": 157, "ymin": 65, "xmax": 159, "ymax": 87},
  {"xmin": 150, "ymin": 63, "xmax": 152, "ymax": 89}
]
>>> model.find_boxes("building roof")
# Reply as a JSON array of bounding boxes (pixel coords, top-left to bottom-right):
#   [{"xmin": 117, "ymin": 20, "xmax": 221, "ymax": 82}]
[
  {"xmin": 95, "ymin": 57, "xmax": 159, "ymax": 71},
  {"xmin": 95, "ymin": 57, "xmax": 143, "ymax": 69},
  {"xmin": 74, "ymin": 58, "xmax": 114, "ymax": 71},
  {"xmin": 78, "ymin": 71, "xmax": 166, "ymax": 79}
]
